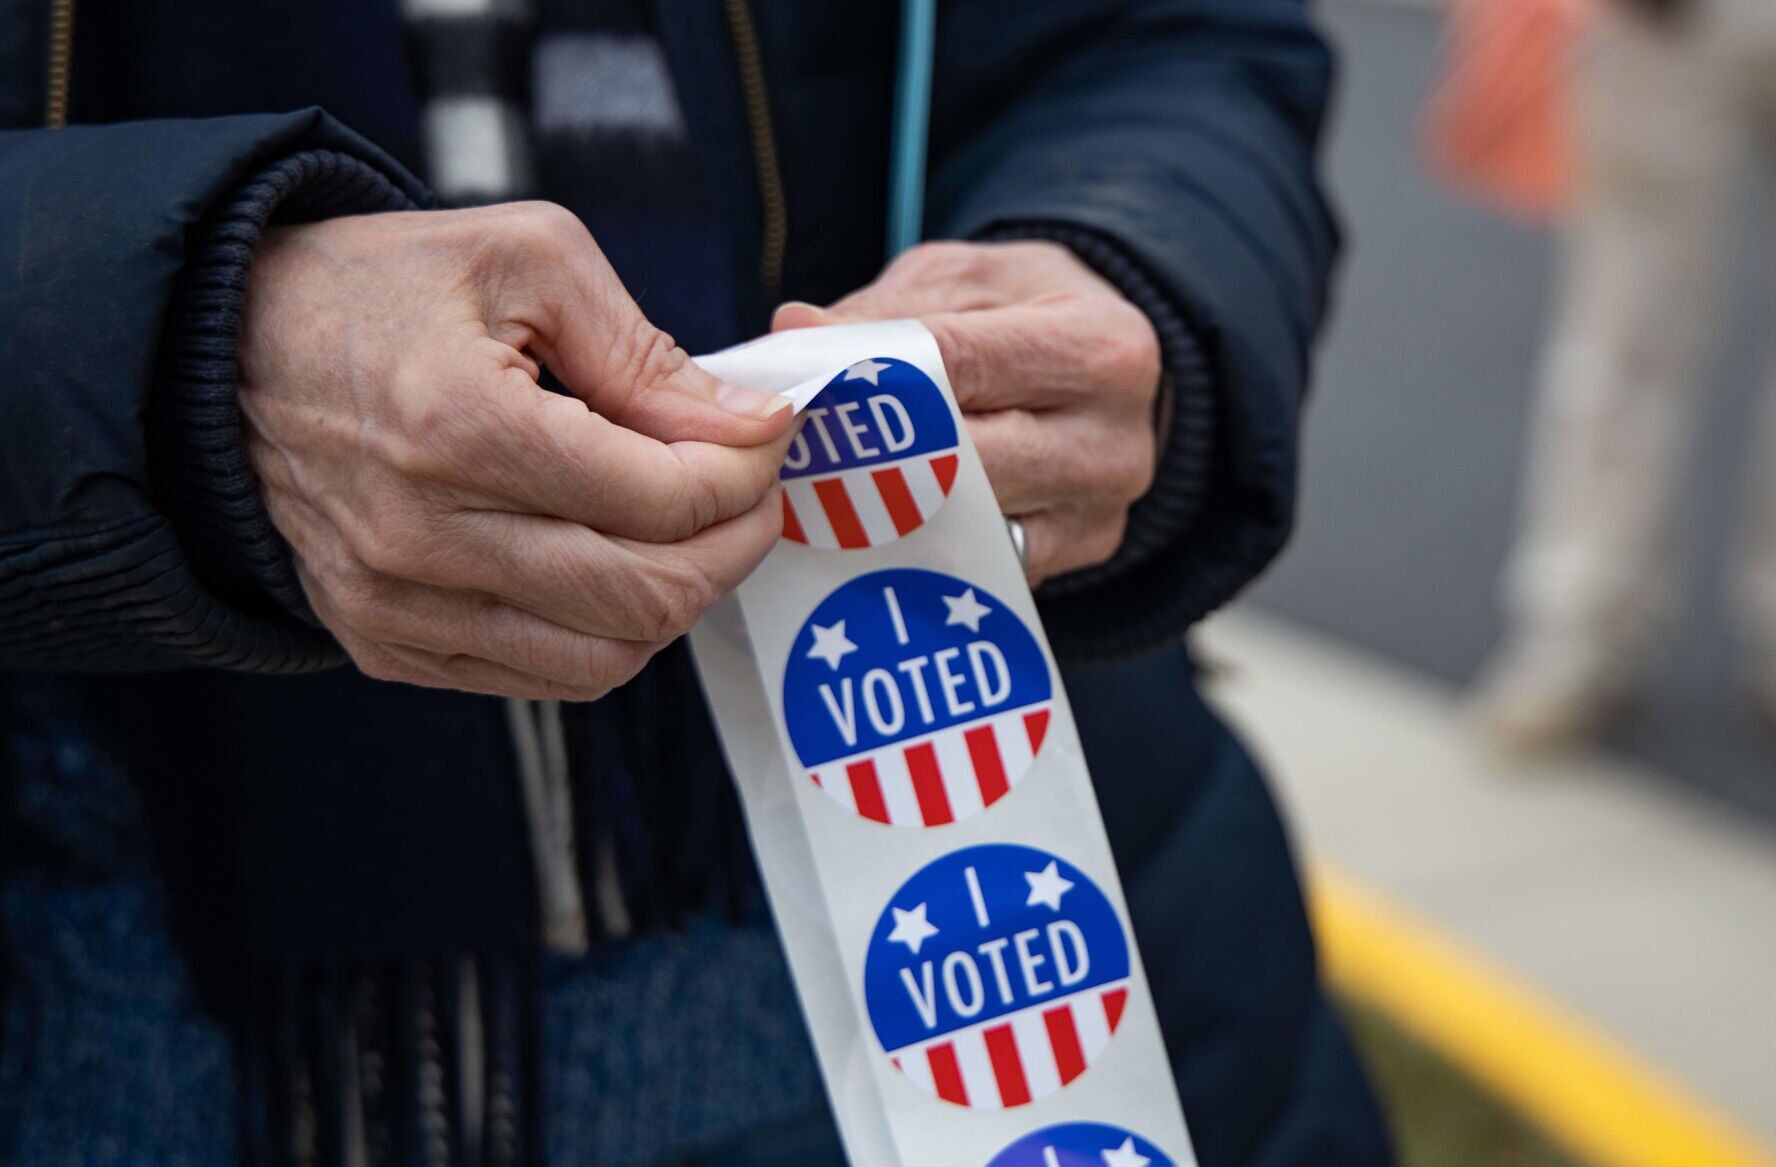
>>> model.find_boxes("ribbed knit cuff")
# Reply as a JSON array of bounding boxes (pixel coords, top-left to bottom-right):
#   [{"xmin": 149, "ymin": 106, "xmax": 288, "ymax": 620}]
[
  {"xmin": 973, "ymin": 222, "xmax": 1217, "ymax": 660},
  {"xmin": 150, "ymin": 149, "xmax": 420, "ymax": 634}
]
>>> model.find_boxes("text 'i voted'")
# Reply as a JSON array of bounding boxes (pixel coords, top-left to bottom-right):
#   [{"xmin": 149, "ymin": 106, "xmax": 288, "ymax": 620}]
[
  {"xmin": 987, "ymin": 1123, "xmax": 1176, "ymax": 1167},
  {"xmin": 779, "ymin": 357, "xmax": 960, "ymax": 549},
  {"xmin": 784, "ymin": 569, "xmax": 1052, "ymax": 827},
  {"xmin": 864, "ymin": 844, "xmax": 1132, "ymax": 1109}
]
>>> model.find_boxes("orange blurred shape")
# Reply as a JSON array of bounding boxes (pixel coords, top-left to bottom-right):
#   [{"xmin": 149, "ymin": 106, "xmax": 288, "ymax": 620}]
[{"xmin": 1422, "ymin": 0, "xmax": 1597, "ymax": 224}]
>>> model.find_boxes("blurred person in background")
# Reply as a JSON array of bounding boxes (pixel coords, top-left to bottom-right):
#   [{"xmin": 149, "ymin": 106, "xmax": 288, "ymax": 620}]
[
  {"xmin": 1474, "ymin": 0, "xmax": 1776, "ymax": 748},
  {"xmin": 0, "ymin": 1, "xmax": 1387, "ymax": 1165}
]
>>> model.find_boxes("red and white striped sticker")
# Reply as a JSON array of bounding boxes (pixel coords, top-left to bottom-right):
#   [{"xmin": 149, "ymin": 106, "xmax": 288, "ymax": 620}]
[
  {"xmin": 890, "ymin": 983, "xmax": 1130, "ymax": 1109},
  {"xmin": 782, "ymin": 453, "xmax": 960, "ymax": 550},
  {"xmin": 784, "ymin": 570, "xmax": 1055, "ymax": 828},
  {"xmin": 809, "ymin": 708, "xmax": 1051, "ymax": 828},
  {"xmin": 779, "ymin": 356, "xmax": 961, "ymax": 549},
  {"xmin": 864, "ymin": 844, "xmax": 1134, "ymax": 1110}
]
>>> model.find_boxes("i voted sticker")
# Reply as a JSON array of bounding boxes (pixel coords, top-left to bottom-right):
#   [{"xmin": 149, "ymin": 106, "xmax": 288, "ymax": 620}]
[
  {"xmin": 988, "ymin": 1124, "xmax": 1175, "ymax": 1167},
  {"xmin": 864, "ymin": 844, "xmax": 1131, "ymax": 1108},
  {"xmin": 780, "ymin": 357, "xmax": 960, "ymax": 549},
  {"xmin": 784, "ymin": 569, "xmax": 1052, "ymax": 827}
]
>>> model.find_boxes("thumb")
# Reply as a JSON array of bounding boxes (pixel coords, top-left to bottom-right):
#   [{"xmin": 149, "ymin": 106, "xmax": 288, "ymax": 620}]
[
  {"xmin": 594, "ymin": 323, "xmax": 796, "ymax": 447},
  {"xmin": 518, "ymin": 216, "xmax": 794, "ymax": 447}
]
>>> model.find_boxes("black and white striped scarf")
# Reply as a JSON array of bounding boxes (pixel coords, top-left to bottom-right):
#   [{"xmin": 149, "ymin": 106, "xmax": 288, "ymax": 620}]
[
  {"xmin": 249, "ymin": 10, "xmax": 749, "ymax": 1166},
  {"xmin": 399, "ymin": 0, "xmax": 708, "ymax": 207},
  {"xmin": 400, "ymin": 0, "xmax": 737, "ymax": 343},
  {"xmin": 401, "ymin": 0, "xmax": 536, "ymax": 204}
]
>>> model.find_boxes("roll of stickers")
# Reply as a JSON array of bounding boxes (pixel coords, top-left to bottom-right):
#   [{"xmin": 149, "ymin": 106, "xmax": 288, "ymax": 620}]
[{"xmin": 690, "ymin": 321, "xmax": 1198, "ymax": 1167}]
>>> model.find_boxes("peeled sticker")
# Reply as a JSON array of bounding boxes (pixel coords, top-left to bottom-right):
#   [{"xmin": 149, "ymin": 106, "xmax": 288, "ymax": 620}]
[
  {"xmin": 784, "ymin": 569, "xmax": 1053, "ymax": 827},
  {"xmin": 780, "ymin": 358, "xmax": 960, "ymax": 549},
  {"xmin": 987, "ymin": 1124, "xmax": 1176, "ymax": 1167},
  {"xmin": 865, "ymin": 844, "xmax": 1131, "ymax": 1108}
]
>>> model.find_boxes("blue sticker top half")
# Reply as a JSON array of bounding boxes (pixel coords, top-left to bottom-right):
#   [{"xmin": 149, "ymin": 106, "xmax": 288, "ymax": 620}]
[
  {"xmin": 864, "ymin": 843, "xmax": 1130, "ymax": 1052},
  {"xmin": 781, "ymin": 357, "xmax": 958, "ymax": 481},
  {"xmin": 784, "ymin": 569, "xmax": 1052, "ymax": 768},
  {"xmin": 988, "ymin": 1123, "xmax": 1175, "ymax": 1167}
]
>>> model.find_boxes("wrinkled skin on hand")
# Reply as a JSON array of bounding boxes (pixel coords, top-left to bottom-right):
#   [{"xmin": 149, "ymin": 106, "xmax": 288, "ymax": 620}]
[
  {"xmin": 774, "ymin": 240, "xmax": 1163, "ymax": 587},
  {"xmin": 241, "ymin": 201, "xmax": 796, "ymax": 700}
]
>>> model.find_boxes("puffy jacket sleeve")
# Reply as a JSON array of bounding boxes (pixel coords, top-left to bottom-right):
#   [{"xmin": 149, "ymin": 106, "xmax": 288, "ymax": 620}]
[
  {"xmin": 926, "ymin": 0, "xmax": 1339, "ymax": 659},
  {"xmin": 0, "ymin": 109, "xmax": 426, "ymax": 672}
]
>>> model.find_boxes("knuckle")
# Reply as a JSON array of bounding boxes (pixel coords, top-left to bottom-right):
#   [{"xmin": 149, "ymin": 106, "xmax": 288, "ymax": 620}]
[
  {"xmin": 356, "ymin": 659, "xmax": 398, "ymax": 684},
  {"xmin": 351, "ymin": 607, "xmax": 404, "ymax": 646},
  {"xmin": 614, "ymin": 316, "xmax": 691, "ymax": 394},
  {"xmin": 336, "ymin": 578, "xmax": 404, "ymax": 641},
  {"xmin": 349, "ymin": 515, "xmax": 429, "ymax": 580},
  {"xmin": 558, "ymin": 640, "xmax": 610, "ymax": 690},
  {"xmin": 549, "ymin": 645, "xmax": 648, "ymax": 703},
  {"xmin": 432, "ymin": 654, "xmax": 505, "ymax": 697},
  {"xmin": 385, "ymin": 365, "xmax": 485, "ymax": 477},
  {"xmin": 931, "ymin": 317, "xmax": 981, "ymax": 387},
  {"xmin": 657, "ymin": 457, "xmax": 720, "ymax": 542},
  {"xmin": 1110, "ymin": 440, "xmax": 1158, "ymax": 502},
  {"xmin": 599, "ymin": 641, "xmax": 657, "ymax": 694},
  {"xmin": 379, "ymin": 437, "xmax": 441, "ymax": 484},
  {"xmin": 510, "ymin": 634, "xmax": 561, "ymax": 680},
  {"xmin": 505, "ymin": 200, "xmax": 589, "ymax": 259},
  {"xmin": 985, "ymin": 239, "xmax": 1070, "ymax": 284},
  {"xmin": 388, "ymin": 348, "xmax": 518, "ymax": 472},
  {"xmin": 898, "ymin": 240, "xmax": 981, "ymax": 281},
  {"xmin": 631, "ymin": 557, "xmax": 718, "ymax": 641},
  {"xmin": 1005, "ymin": 238, "xmax": 1071, "ymax": 266},
  {"xmin": 1087, "ymin": 308, "xmax": 1162, "ymax": 390},
  {"xmin": 349, "ymin": 644, "xmax": 408, "ymax": 685}
]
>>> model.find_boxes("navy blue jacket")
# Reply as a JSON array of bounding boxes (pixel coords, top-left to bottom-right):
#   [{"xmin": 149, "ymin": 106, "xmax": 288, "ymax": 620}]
[
  {"xmin": 0, "ymin": 2, "xmax": 1387, "ymax": 1165},
  {"xmin": 1, "ymin": 0, "xmax": 1336, "ymax": 668}
]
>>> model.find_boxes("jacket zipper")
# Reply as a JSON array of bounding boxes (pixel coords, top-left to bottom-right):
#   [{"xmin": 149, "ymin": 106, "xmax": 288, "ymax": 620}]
[
  {"xmin": 44, "ymin": 0, "xmax": 75, "ymax": 128},
  {"xmin": 719, "ymin": 0, "xmax": 788, "ymax": 304}
]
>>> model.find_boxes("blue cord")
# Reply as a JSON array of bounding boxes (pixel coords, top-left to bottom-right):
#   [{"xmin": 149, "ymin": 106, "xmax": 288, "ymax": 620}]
[{"xmin": 887, "ymin": 0, "xmax": 937, "ymax": 259}]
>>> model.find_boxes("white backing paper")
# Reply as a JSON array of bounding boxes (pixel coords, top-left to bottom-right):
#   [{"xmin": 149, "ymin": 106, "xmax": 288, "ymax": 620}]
[{"xmin": 690, "ymin": 321, "xmax": 1198, "ymax": 1167}]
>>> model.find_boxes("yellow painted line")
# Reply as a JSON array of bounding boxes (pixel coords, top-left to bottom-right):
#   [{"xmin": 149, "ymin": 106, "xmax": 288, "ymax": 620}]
[{"xmin": 1309, "ymin": 864, "xmax": 1776, "ymax": 1167}]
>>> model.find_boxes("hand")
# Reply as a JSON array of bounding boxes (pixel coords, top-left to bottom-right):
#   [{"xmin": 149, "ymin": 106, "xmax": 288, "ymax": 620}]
[
  {"xmin": 773, "ymin": 241, "xmax": 1161, "ymax": 586},
  {"xmin": 240, "ymin": 202, "xmax": 796, "ymax": 700}
]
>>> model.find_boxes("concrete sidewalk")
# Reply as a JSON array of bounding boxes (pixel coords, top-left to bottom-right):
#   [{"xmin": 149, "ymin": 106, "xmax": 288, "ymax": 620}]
[
  {"xmin": 1260, "ymin": 0, "xmax": 1776, "ymax": 820},
  {"xmin": 1198, "ymin": 612, "xmax": 1776, "ymax": 1146},
  {"xmin": 1180, "ymin": 0, "xmax": 1776, "ymax": 1157}
]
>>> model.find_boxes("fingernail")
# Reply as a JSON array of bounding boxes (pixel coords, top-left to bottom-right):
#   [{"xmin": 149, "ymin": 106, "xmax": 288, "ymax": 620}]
[{"xmin": 716, "ymin": 382, "xmax": 794, "ymax": 418}]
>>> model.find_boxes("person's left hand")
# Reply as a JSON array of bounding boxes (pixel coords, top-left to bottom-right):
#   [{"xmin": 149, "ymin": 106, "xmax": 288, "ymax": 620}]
[{"xmin": 773, "ymin": 240, "xmax": 1162, "ymax": 586}]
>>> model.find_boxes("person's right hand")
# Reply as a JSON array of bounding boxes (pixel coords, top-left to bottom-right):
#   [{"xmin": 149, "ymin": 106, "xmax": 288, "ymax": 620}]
[{"xmin": 239, "ymin": 202, "xmax": 795, "ymax": 701}]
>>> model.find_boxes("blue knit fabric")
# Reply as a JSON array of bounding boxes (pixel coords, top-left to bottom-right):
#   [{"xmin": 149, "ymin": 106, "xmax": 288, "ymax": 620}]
[
  {"xmin": 0, "ymin": 684, "xmax": 238, "ymax": 1166},
  {"xmin": 543, "ymin": 925, "xmax": 824, "ymax": 1165},
  {"xmin": 0, "ymin": 681, "xmax": 829, "ymax": 1167}
]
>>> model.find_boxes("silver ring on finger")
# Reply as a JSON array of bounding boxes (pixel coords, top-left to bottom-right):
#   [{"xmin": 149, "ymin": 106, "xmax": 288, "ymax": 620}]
[{"xmin": 1005, "ymin": 515, "xmax": 1030, "ymax": 571}]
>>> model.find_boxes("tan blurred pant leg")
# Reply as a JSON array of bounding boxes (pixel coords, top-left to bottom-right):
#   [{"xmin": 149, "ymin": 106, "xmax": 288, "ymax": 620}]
[
  {"xmin": 1735, "ymin": 359, "xmax": 1776, "ymax": 662},
  {"xmin": 1503, "ymin": 2, "xmax": 1747, "ymax": 675},
  {"xmin": 1729, "ymin": 30, "xmax": 1776, "ymax": 666}
]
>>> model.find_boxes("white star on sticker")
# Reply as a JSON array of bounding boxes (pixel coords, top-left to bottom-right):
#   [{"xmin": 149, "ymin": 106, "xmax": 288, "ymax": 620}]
[
  {"xmin": 1101, "ymin": 1138, "xmax": 1151, "ymax": 1167},
  {"xmin": 843, "ymin": 358, "xmax": 891, "ymax": 385},
  {"xmin": 805, "ymin": 621, "xmax": 857, "ymax": 671},
  {"xmin": 1025, "ymin": 861, "xmax": 1075, "ymax": 911},
  {"xmin": 887, "ymin": 902, "xmax": 939, "ymax": 955},
  {"xmin": 942, "ymin": 588, "xmax": 992, "ymax": 634}
]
